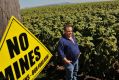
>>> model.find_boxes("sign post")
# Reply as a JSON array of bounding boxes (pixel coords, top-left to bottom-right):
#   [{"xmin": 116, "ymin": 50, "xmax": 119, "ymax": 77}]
[{"xmin": 0, "ymin": 16, "xmax": 52, "ymax": 80}]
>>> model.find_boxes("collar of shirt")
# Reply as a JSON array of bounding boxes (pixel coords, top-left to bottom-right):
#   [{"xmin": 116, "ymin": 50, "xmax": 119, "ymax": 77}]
[{"xmin": 62, "ymin": 34, "xmax": 75, "ymax": 44}]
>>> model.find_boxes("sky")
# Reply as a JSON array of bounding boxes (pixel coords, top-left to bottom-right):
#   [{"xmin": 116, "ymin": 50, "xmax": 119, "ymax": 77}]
[{"xmin": 19, "ymin": 0, "xmax": 112, "ymax": 9}]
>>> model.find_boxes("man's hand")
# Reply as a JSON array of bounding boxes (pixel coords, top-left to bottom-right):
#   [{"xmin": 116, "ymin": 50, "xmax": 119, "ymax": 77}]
[{"xmin": 63, "ymin": 57, "xmax": 72, "ymax": 64}]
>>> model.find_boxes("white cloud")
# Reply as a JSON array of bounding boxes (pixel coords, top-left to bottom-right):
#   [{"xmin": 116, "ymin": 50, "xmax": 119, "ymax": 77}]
[{"xmin": 67, "ymin": 0, "xmax": 113, "ymax": 3}]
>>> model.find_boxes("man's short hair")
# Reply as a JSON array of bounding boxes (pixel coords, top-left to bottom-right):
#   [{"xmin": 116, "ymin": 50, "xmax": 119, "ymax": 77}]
[{"xmin": 64, "ymin": 23, "xmax": 73, "ymax": 31}]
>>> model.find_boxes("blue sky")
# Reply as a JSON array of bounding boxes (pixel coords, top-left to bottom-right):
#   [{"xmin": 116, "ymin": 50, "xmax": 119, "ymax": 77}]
[{"xmin": 19, "ymin": 0, "xmax": 112, "ymax": 9}]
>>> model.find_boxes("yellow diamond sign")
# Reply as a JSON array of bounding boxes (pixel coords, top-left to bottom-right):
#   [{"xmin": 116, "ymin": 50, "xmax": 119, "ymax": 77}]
[{"xmin": 0, "ymin": 16, "xmax": 52, "ymax": 80}]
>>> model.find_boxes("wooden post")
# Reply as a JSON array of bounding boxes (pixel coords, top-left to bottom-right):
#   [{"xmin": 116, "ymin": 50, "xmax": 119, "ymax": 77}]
[{"xmin": 0, "ymin": 0, "xmax": 20, "ymax": 40}]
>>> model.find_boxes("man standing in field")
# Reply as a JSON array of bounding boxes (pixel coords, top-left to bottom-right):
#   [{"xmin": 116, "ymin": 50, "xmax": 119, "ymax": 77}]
[{"xmin": 58, "ymin": 23, "xmax": 80, "ymax": 80}]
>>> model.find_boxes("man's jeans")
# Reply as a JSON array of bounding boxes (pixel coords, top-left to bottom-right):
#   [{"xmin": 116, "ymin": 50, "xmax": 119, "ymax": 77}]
[{"xmin": 64, "ymin": 60, "xmax": 79, "ymax": 80}]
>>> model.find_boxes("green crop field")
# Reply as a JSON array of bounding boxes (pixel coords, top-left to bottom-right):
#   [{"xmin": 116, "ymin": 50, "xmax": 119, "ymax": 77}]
[{"xmin": 21, "ymin": 1, "xmax": 119, "ymax": 79}]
